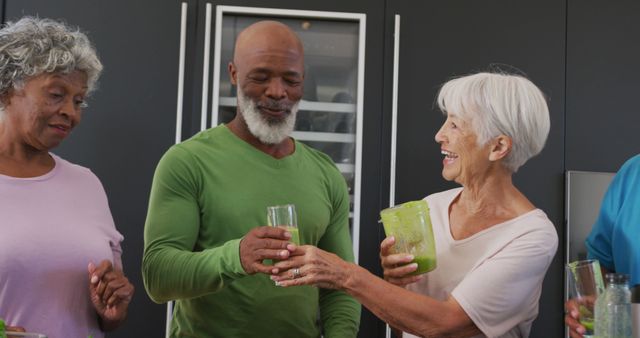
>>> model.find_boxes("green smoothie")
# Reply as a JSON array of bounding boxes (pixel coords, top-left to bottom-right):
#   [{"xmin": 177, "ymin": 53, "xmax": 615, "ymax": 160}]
[
  {"xmin": 581, "ymin": 318, "xmax": 594, "ymax": 332},
  {"xmin": 380, "ymin": 200, "xmax": 437, "ymax": 275},
  {"xmin": 264, "ymin": 226, "xmax": 300, "ymax": 266},
  {"xmin": 279, "ymin": 226, "xmax": 300, "ymax": 245},
  {"xmin": 412, "ymin": 255, "xmax": 437, "ymax": 275}
]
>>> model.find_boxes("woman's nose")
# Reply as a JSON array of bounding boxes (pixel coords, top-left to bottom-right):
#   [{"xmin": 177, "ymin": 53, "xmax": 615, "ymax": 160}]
[
  {"xmin": 60, "ymin": 99, "xmax": 82, "ymax": 121},
  {"xmin": 435, "ymin": 125, "xmax": 445, "ymax": 143}
]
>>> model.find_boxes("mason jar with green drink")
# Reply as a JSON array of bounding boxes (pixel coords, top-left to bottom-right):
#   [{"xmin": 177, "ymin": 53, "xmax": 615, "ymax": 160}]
[{"xmin": 380, "ymin": 199, "xmax": 437, "ymax": 275}]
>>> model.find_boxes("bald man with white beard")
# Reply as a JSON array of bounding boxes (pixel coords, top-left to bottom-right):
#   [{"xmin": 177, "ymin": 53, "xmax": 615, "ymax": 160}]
[{"xmin": 142, "ymin": 21, "xmax": 361, "ymax": 337}]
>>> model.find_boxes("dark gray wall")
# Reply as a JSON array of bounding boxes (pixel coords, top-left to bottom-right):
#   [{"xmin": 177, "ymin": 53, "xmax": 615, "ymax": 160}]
[
  {"xmin": 4, "ymin": 1, "xmax": 182, "ymax": 337},
  {"xmin": 566, "ymin": 0, "xmax": 640, "ymax": 172},
  {"xmin": 381, "ymin": 1, "xmax": 566, "ymax": 337}
]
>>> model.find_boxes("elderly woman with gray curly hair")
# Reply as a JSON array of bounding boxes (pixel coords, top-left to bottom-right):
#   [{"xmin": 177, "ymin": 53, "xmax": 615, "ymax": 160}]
[
  {"xmin": 0, "ymin": 17, "xmax": 133, "ymax": 337},
  {"xmin": 272, "ymin": 72, "xmax": 558, "ymax": 338}
]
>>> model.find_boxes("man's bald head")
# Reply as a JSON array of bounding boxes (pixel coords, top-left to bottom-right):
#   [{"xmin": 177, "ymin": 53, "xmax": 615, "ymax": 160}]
[{"xmin": 233, "ymin": 21, "xmax": 304, "ymax": 66}]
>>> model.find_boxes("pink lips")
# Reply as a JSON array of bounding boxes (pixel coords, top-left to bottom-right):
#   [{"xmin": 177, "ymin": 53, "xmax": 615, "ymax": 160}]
[
  {"xmin": 440, "ymin": 148, "xmax": 456, "ymax": 166},
  {"xmin": 50, "ymin": 124, "xmax": 71, "ymax": 136}
]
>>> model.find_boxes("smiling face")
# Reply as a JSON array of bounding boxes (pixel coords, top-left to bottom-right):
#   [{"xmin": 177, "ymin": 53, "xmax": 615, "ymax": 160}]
[
  {"xmin": 2, "ymin": 70, "xmax": 88, "ymax": 152},
  {"xmin": 434, "ymin": 113, "xmax": 494, "ymax": 185},
  {"xmin": 228, "ymin": 21, "xmax": 304, "ymax": 145}
]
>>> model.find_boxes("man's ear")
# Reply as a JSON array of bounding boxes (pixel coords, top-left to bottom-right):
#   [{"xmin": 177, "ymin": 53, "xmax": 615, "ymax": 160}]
[
  {"xmin": 489, "ymin": 134, "xmax": 512, "ymax": 162},
  {"xmin": 228, "ymin": 62, "xmax": 238, "ymax": 86}
]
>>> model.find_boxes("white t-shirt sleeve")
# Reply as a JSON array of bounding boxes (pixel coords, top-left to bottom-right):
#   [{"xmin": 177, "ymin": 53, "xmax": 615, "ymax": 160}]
[{"xmin": 451, "ymin": 223, "xmax": 558, "ymax": 337}]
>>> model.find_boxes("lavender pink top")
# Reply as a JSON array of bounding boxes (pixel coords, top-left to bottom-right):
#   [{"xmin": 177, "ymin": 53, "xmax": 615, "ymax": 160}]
[{"xmin": 0, "ymin": 154, "xmax": 123, "ymax": 338}]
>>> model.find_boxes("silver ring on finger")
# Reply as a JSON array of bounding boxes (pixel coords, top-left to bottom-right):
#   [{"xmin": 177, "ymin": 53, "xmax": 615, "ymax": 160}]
[{"xmin": 292, "ymin": 267, "xmax": 301, "ymax": 279}]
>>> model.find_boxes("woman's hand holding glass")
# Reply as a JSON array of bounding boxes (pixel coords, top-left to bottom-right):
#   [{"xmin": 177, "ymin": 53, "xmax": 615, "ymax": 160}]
[
  {"xmin": 565, "ymin": 298, "xmax": 588, "ymax": 338},
  {"xmin": 380, "ymin": 236, "xmax": 424, "ymax": 287},
  {"xmin": 270, "ymin": 245, "xmax": 353, "ymax": 289},
  {"xmin": 268, "ymin": 236, "xmax": 425, "ymax": 289}
]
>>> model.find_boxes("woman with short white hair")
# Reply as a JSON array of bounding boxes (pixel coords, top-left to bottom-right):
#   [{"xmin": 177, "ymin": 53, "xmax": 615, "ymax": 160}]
[{"xmin": 271, "ymin": 71, "xmax": 558, "ymax": 338}]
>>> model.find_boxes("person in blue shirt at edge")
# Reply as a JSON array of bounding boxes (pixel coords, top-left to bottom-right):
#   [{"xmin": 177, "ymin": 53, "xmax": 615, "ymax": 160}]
[
  {"xmin": 565, "ymin": 154, "xmax": 640, "ymax": 337},
  {"xmin": 141, "ymin": 20, "xmax": 360, "ymax": 337}
]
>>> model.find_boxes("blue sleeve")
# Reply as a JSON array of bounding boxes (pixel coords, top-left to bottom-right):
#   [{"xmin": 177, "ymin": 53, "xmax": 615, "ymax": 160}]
[
  {"xmin": 585, "ymin": 178, "xmax": 619, "ymax": 271},
  {"xmin": 586, "ymin": 154, "xmax": 640, "ymax": 273}
]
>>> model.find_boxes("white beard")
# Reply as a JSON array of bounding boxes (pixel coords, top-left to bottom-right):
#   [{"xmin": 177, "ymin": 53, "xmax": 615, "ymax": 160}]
[{"xmin": 237, "ymin": 88, "xmax": 299, "ymax": 145}]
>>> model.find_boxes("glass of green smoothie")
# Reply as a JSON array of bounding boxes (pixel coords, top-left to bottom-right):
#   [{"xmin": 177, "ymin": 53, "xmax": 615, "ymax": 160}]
[
  {"xmin": 267, "ymin": 204, "xmax": 300, "ymax": 245},
  {"xmin": 567, "ymin": 259, "xmax": 604, "ymax": 337},
  {"xmin": 380, "ymin": 200, "xmax": 437, "ymax": 275}
]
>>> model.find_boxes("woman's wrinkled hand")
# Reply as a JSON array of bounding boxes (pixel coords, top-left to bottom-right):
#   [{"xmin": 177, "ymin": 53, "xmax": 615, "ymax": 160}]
[
  {"xmin": 564, "ymin": 298, "xmax": 587, "ymax": 338},
  {"xmin": 88, "ymin": 260, "xmax": 134, "ymax": 328},
  {"xmin": 270, "ymin": 245, "xmax": 353, "ymax": 290},
  {"xmin": 380, "ymin": 236, "xmax": 423, "ymax": 286}
]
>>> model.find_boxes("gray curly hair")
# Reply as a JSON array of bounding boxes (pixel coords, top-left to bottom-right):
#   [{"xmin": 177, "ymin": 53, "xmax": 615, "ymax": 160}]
[{"xmin": 0, "ymin": 16, "xmax": 103, "ymax": 115}]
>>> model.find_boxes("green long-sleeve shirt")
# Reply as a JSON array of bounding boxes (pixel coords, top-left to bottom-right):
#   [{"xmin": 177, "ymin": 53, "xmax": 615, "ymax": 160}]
[{"xmin": 142, "ymin": 125, "xmax": 360, "ymax": 337}]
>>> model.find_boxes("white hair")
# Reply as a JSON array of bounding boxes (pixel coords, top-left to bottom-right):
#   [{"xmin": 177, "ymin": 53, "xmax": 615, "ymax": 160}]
[
  {"xmin": 237, "ymin": 87, "xmax": 298, "ymax": 145},
  {"xmin": 436, "ymin": 72, "xmax": 550, "ymax": 172}
]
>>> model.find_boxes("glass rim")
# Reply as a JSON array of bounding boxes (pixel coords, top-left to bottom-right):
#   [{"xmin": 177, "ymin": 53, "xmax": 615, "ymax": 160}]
[
  {"xmin": 567, "ymin": 259, "xmax": 599, "ymax": 269},
  {"xmin": 380, "ymin": 200, "xmax": 428, "ymax": 212},
  {"xmin": 267, "ymin": 204, "xmax": 296, "ymax": 210}
]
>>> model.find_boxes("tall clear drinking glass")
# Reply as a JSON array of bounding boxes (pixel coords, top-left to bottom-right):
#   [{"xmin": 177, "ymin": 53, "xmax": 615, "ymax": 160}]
[
  {"xmin": 267, "ymin": 204, "xmax": 300, "ymax": 245},
  {"xmin": 567, "ymin": 259, "xmax": 605, "ymax": 337}
]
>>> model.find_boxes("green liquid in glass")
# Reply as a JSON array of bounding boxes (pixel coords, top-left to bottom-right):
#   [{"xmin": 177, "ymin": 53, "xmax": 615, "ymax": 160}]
[
  {"xmin": 412, "ymin": 255, "xmax": 437, "ymax": 275},
  {"xmin": 280, "ymin": 226, "xmax": 300, "ymax": 245},
  {"xmin": 264, "ymin": 227, "xmax": 300, "ymax": 266},
  {"xmin": 380, "ymin": 200, "xmax": 437, "ymax": 275},
  {"xmin": 581, "ymin": 318, "xmax": 594, "ymax": 333}
]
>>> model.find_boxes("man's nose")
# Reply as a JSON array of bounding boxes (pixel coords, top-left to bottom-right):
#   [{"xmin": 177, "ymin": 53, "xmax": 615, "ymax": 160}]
[{"xmin": 265, "ymin": 78, "xmax": 287, "ymax": 100}]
